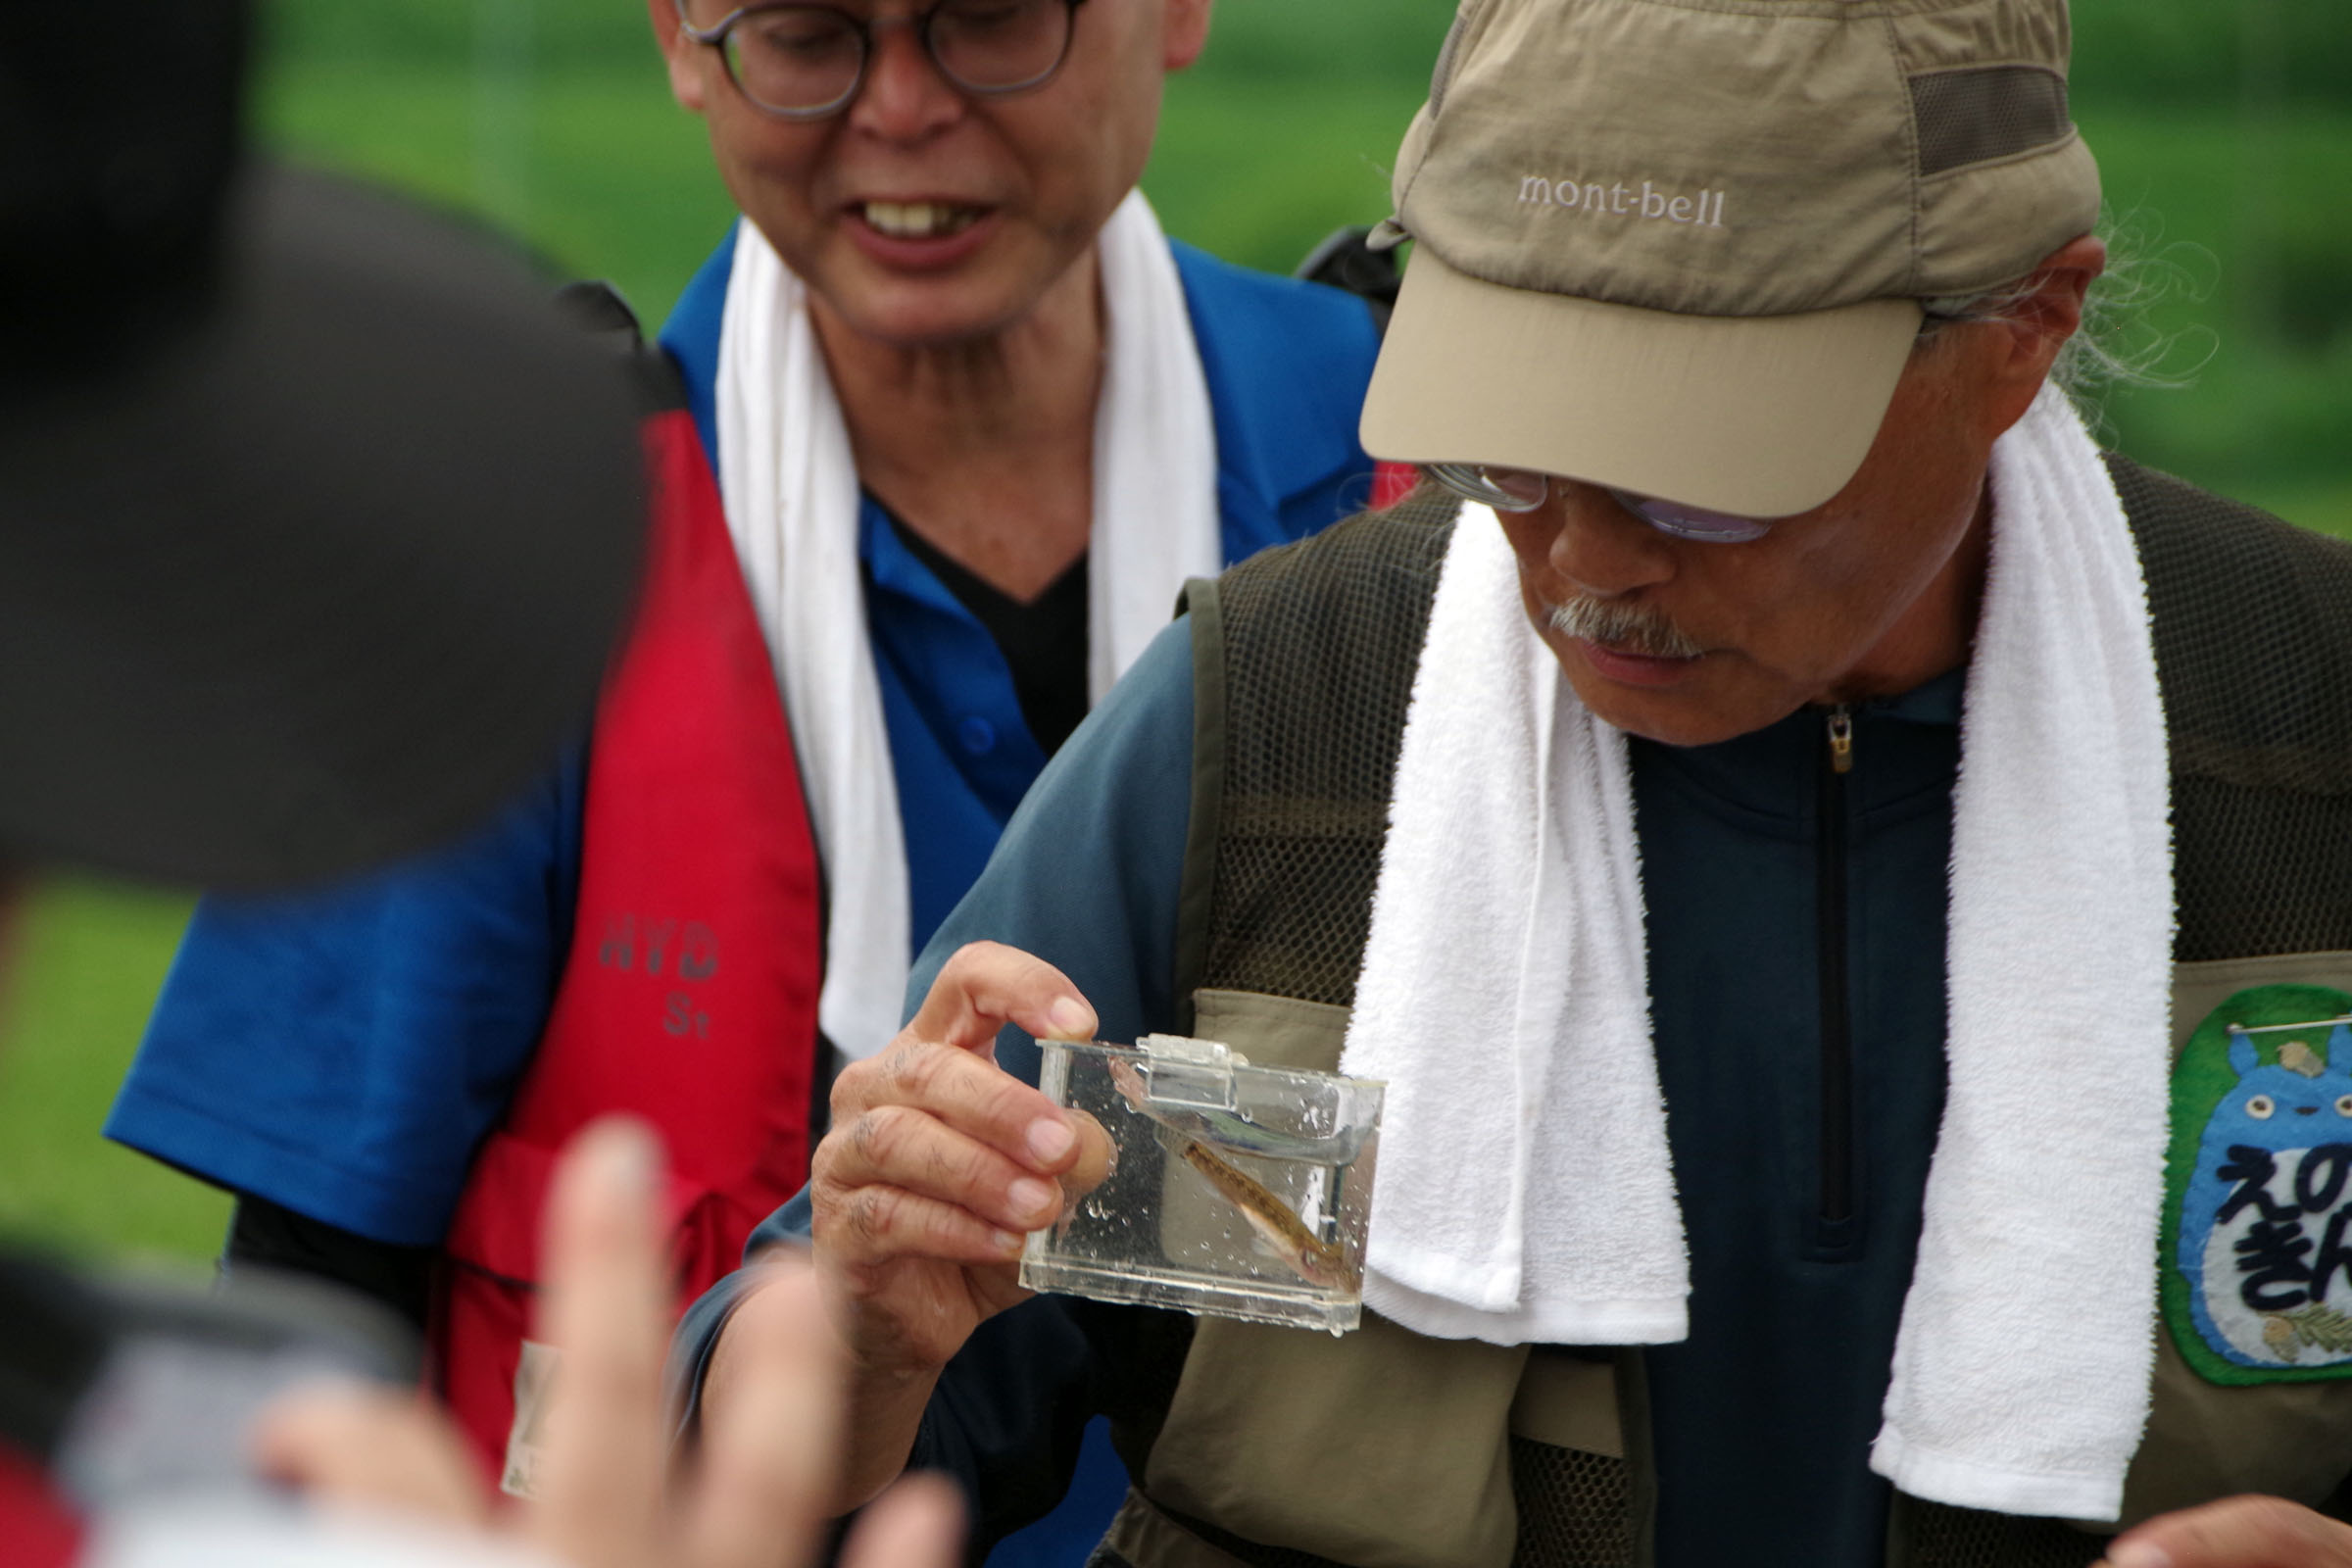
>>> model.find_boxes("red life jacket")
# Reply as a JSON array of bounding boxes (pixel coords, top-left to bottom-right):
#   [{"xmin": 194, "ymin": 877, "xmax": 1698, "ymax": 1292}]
[
  {"xmin": 1370, "ymin": 461, "xmax": 1419, "ymax": 512},
  {"xmin": 430, "ymin": 371, "xmax": 825, "ymax": 1488},
  {"xmin": 423, "ymin": 330, "xmax": 1407, "ymax": 1486},
  {"xmin": 0, "ymin": 1446, "xmax": 84, "ymax": 1568}
]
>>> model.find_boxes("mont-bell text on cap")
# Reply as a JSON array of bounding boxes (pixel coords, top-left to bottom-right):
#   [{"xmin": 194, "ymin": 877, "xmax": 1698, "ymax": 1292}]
[{"xmin": 1391, "ymin": 0, "xmax": 2097, "ymax": 318}]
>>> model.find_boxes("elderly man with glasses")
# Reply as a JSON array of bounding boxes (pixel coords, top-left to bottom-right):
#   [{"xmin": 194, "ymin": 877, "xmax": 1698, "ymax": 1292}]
[
  {"xmin": 675, "ymin": 0, "xmax": 2352, "ymax": 1565},
  {"xmin": 105, "ymin": 0, "xmax": 1384, "ymax": 1556}
]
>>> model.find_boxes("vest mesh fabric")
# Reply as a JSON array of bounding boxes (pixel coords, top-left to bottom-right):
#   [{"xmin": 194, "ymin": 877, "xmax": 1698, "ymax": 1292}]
[
  {"xmin": 1166, "ymin": 465, "xmax": 2352, "ymax": 1567},
  {"xmin": 1509, "ymin": 1438, "xmax": 1636, "ymax": 1567},
  {"xmin": 2112, "ymin": 455, "xmax": 2352, "ymax": 961},
  {"xmin": 1193, "ymin": 487, "xmax": 1459, "ymax": 1006},
  {"xmin": 1897, "ymin": 1500, "xmax": 2107, "ymax": 1568}
]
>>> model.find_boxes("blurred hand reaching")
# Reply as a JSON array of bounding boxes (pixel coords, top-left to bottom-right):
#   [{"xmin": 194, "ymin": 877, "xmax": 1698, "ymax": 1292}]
[{"xmin": 247, "ymin": 1118, "xmax": 960, "ymax": 1568}]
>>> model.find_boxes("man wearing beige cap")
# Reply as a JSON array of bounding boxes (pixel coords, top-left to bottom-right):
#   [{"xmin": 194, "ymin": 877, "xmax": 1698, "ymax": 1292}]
[{"xmin": 673, "ymin": 0, "xmax": 2352, "ymax": 1565}]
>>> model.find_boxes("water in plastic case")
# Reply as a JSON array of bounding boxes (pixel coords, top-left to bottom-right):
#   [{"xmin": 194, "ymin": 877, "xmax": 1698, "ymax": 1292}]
[{"xmin": 1020, "ymin": 1035, "xmax": 1384, "ymax": 1334}]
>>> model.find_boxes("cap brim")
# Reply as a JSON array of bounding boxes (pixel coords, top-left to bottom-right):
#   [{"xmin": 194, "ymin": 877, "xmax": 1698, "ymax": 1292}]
[
  {"xmin": 1360, "ymin": 247, "xmax": 1923, "ymax": 518},
  {"xmin": 0, "ymin": 166, "xmax": 645, "ymax": 889}
]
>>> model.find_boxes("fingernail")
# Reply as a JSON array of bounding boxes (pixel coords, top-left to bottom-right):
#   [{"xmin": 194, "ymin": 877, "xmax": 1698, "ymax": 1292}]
[
  {"xmin": 992, "ymin": 1229, "xmax": 1026, "ymax": 1255},
  {"xmin": 1046, "ymin": 999, "xmax": 1091, "ymax": 1039},
  {"xmin": 2105, "ymin": 1543, "xmax": 2172, "ymax": 1568},
  {"xmin": 583, "ymin": 1116, "xmax": 660, "ymax": 1195},
  {"xmin": 1027, "ymin": 1116, "xmax": 1075, "ymax": 1162},
  {"xmin": 1007, "ymin": 1177, "xmax": 1055, "ymax": 1220}
]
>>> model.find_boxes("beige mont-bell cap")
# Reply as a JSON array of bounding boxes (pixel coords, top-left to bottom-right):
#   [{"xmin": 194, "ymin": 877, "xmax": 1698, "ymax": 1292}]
[{"xmin": 1359, "ymin": 0, "xmax": 2101, "ymax": 518}]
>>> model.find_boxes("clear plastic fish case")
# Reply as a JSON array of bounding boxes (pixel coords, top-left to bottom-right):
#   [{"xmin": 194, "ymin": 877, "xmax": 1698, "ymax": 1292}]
[{"xmin": 1020, "ymin": 1036, "xmax": 1385, "ymax": 1333}]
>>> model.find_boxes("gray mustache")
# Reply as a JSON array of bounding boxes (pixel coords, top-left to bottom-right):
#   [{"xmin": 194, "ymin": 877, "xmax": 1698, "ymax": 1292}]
[{"xmin": 1546, "ymin": 596, "xmax": 1706, "ymax": 660}]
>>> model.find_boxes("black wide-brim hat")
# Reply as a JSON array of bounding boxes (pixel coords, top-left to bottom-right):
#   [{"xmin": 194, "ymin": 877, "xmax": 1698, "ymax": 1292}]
[{"xmin": 0, "ymin": 155, "xmax": 646, "ymax": 888}]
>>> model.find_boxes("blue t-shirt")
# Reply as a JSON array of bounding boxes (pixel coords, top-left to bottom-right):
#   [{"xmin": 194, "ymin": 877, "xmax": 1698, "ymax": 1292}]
[
  {"xmin": 105, "ymin": 231, "xmax": 1380, "ymax": 1250},
  {"xmin": 678, "ymin": 615, "xmax": 1965, "ymax": 1568}
]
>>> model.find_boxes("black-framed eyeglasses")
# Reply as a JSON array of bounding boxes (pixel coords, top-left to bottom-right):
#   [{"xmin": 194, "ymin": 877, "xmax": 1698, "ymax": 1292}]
[
  {"xmin": 675, "ymin": 0, "xmax": 1089, "ymax": 120},
  {"xmin": 1424, "ymin": 463, "xmax": 1785, "ymax": 544}
]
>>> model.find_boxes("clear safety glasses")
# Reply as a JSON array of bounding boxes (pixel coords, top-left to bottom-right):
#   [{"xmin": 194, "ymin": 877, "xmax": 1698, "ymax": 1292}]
[{"xmin": 1424, "ymin": 462, "xmax": 1784, "ymax": 545}]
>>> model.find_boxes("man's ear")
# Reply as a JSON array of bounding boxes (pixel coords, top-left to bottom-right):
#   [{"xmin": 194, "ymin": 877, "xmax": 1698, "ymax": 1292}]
[
  {"xmin": 1974, "ymin": 232, "xmax": 2105, "ymax": 437},
  {"xmin": 648, "ymin": 0, "xmax": 710, "ymax": 113},
  {"xmin": 1998, "ymin": 236, "xmax": 2105, "ymax": 389},
  {"xmin": 1163, "ymin": 0, "xmax": 1212, "ymax": 73}
]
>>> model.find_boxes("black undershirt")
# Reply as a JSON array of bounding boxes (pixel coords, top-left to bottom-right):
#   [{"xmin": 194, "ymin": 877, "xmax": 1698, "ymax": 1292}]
[
  {"xmin": 227, "ymin": 1197, "xmax": 434, "ymax": 1337},
  {"xmin": 884, "ymin": 508, "xmax": 1091, "ymax": 757}
]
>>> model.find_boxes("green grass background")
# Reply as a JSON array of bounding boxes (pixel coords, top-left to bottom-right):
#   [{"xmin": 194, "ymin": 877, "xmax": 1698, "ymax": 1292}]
[{"xmin": 5, "ymin": 0, "xmax": 2348, "ymax": 1267}]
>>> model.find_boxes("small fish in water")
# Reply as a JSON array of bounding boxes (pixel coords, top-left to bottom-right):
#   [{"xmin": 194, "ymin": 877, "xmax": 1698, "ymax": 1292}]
[
  {"xmin": 1104, "ymin": 1054, "xmax": 1362, "ymax": 1294},
  {"xmin": 1173, "ymin": 1135, "xmax": 1358, "ymax": 1295}
]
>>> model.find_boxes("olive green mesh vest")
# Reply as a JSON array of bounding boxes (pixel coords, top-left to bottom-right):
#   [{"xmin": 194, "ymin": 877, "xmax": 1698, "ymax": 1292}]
[{"xmin": 1156, "ymin": 460, "xmax": 2352, "ymax": 1568}]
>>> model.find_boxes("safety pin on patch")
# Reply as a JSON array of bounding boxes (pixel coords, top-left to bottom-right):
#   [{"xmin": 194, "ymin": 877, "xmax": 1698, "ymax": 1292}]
[{"xmin": 2228, "ymin": 1016, "xmax": 2352, "ymax": 1037}]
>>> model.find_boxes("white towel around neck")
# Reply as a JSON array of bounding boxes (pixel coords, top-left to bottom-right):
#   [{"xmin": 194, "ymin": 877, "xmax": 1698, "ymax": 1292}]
[
  {"xmin": 1339, "ymin": 384, "xmax": 2174, "ymax": 1521},
  {"xmin": 712, "ymin": 192, "xmax": 1219, "ymax": 1061}
]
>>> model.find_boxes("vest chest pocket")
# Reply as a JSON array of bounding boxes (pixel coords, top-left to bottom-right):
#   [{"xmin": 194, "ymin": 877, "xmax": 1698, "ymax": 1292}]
[
  {"xmin": 1190, "ymin": 989, "xmax": 1355, "ymax": 1074},
  {"xmin": 1136, "ymin": 991, "xmax": 1640, "ymax": 1568},
  {"xmin": 2127, "ymin": 956, "xmax": 2352, "ymax": 1525}
]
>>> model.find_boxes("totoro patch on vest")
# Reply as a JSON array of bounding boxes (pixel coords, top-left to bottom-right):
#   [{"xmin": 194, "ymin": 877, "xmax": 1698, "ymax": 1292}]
[{"xmin": 2168, "ymin": 985, "xmax": 2352, "ymax": 1384}]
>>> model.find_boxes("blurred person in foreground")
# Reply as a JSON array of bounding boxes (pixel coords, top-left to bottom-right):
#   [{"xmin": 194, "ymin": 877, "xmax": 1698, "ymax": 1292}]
[
  {"xmin": 108, "ymin": 3, "xmax": 1387, "ymax": 1549},
  {"xmin": 0, "ymin": 4, "xmax": 954, "ymax": 1565},
  {"xmin": 676, "ymin": 0, "xmax": 2352, "ymax": 1564}
]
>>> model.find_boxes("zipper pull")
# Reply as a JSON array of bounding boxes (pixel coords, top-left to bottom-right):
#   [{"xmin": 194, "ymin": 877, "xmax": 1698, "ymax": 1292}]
[{"xmin": 1826, "ymin": 705, "xmax": 1854, "ymax": 775}]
